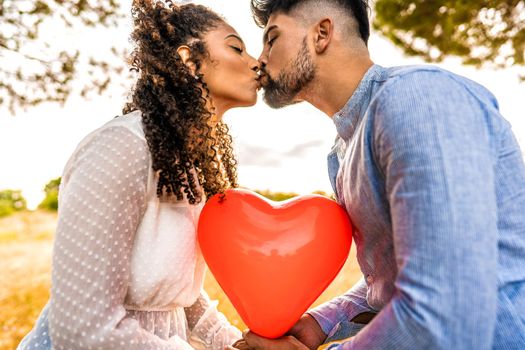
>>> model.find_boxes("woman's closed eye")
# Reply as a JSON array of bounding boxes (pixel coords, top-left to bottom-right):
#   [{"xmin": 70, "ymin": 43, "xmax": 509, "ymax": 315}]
[{"xmin": 230, "ymin": 45, "xmax": 243, "ymax": 54}]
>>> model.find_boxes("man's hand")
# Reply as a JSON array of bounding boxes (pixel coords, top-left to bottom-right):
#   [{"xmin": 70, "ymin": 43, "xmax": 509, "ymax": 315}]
[
  {"xmin": 286, "ymin": 314, "xmax": 327, "ymax": 350},
  {"xmin": 227, "ymin": 314, "xmax": 327, "ymax": 350},
  {"xmin": 227, "ymin": 338, "xmax": 251, "ymax": 350},
  {"xmin": 240, "ymin": 330, "xmax": 309, "ymax": 350}
]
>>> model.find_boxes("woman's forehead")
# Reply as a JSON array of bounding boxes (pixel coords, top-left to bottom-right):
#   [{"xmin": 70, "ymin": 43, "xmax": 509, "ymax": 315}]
[{"xmin": 207, "ymin": 23, "xmax": 241, "ymax": 40}]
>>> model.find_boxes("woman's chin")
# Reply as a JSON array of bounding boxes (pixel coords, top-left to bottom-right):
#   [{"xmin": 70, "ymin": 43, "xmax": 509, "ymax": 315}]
[
  {"xmin": 247, "ymin": 95, "xmax": 258, "ymax": 106},
  {"xmin": 234, "ymin": 94, "xmax": 258, "ymax": 108}
]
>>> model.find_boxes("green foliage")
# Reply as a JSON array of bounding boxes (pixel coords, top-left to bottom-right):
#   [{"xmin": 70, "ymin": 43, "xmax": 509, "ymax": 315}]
[
  {"xmin": 0, "ymin": 189, "xmax": 27, "ymax": 217},
  {"xmin": 374, "ymin": 0, "xmax": 525, "ymax": 78},
  {"xmin": 0, "ymin": 0, "xmax": 125, "ymax": 113},
  {"xmin": 312, "ymin": 190, "xmax": 336, "ymax": 200},
  {"xmin": 254, "ymin": 189, "xmax": 335, "ymax": 201},
  {"xmin": 38, "ymin": 177, "xmax": 61, "ymax": 211},
  {"xmin": 254, "ymin": 189, "xmax": 299, "ymax": 201}
]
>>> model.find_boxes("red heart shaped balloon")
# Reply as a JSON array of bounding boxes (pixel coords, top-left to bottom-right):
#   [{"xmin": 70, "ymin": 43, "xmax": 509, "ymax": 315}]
[{"xmin": 197, "ymin": 189, "xmax": 353, "ymax": 338}]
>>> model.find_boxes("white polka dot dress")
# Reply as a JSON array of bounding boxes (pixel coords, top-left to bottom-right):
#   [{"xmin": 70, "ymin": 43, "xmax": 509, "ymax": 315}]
[{"xmin": 17, "ymin": 111, "xmax": 241, "ymax": 349}]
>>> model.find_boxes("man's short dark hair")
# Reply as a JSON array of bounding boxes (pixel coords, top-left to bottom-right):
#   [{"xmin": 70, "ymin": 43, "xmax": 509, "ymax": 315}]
[{"xmin": 251, "ymin": 0, "xmax": 370, "ymax": 44}]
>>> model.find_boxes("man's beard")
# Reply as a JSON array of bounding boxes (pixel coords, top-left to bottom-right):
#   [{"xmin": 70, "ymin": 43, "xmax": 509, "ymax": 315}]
[{"xmin": 262, "ymin": 37, "xmax": 316, "ymax": 109}]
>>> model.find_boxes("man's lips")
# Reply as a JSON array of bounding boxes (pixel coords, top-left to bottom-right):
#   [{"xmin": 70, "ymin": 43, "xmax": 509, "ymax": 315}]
[
  {"xmin": 257, "ymin": 73, "xmax": 269, "ymax": 88},
  {"xmin": 255, "ymin": 71, "xmax": 268, "ymax": 90}
]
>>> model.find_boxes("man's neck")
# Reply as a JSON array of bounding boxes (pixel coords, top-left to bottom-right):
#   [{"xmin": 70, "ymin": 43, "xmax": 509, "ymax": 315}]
[{"xmin": 300, "ymin": 56, "xmax": 374, "ymax": 117}]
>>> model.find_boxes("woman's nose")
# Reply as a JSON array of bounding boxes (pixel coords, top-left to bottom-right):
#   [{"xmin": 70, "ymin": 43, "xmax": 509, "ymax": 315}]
[{"xmin": 249, "ymin": 56, "xmax": 260, "ymax": 73}]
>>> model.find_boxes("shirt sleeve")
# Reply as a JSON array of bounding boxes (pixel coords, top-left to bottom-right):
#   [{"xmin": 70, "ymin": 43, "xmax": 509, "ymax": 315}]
[
  {"xmin": 331, "ymin": 72, "xmax": 499, "ymax": 349},
  {"xmin": 307, "ymin": 277, "xmax": 375, "ymax": 341},
  {"xmin": 48, "ymin": 126, "xmax": 193, "ymax": 350},
  {"xmin": 185, "ymin": 290, "xmax": 242, "ymax": 350}
]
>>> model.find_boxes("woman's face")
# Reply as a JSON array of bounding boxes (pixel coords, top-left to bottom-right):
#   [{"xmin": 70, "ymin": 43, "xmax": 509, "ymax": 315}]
[{"xmin": 199, "ymin": 23, "xmax": 261, "ymax": 113}]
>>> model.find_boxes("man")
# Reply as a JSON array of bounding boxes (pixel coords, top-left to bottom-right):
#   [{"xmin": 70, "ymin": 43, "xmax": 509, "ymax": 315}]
[{"xmin": 234, "ymin": 0, "xmax": 525, "ymax": 349}]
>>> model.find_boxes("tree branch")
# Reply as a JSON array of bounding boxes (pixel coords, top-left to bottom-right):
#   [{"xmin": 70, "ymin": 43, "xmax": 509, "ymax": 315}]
[{"xmin": 0, "ymin": 42, "xmax": 52, "ymax": 64}]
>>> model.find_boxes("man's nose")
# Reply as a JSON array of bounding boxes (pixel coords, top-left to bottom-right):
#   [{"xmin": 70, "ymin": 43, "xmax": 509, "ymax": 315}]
[{"xmin": 258, "ymin": 51, "xmax": 268, "ymax": 68}]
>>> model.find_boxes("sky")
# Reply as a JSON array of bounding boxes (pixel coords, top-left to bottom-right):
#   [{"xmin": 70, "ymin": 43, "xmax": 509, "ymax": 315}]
[{"xmin": 1, "ymin": 0, "xmax": 524, "ymax": 209}]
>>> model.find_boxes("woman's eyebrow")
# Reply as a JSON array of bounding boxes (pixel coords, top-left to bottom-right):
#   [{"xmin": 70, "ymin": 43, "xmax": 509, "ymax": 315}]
[{"xmin": 224, "ymin": 34, "xmax": 245, "ymax": 46}]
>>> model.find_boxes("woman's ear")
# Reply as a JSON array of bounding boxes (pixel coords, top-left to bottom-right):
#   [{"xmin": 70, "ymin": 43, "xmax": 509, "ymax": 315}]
[{"xmin": 177, "ymin": 45, "xmax": 197, "ymax": 75}]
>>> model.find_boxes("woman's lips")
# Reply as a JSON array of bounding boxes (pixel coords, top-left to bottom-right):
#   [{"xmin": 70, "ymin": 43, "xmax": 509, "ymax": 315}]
[
  {"xmin": 256, "ymin": 73, "xmax": 268, "ymax": 89},
  {"xmin": 255, "ymin": 73, "xmax": 265, "ymax": 91}
]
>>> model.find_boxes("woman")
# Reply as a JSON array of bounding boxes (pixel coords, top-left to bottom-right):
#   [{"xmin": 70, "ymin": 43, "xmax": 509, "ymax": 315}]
[{"xmin": 17, "ymin": 1, "xmax": 260, "ymax": 349}]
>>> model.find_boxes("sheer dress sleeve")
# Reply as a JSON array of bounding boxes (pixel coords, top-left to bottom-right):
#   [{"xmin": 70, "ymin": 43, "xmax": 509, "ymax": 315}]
[
  {"xmin": 48, "ymin": 126, "xmax": 193, "ymax": 350},
  {"xmin": 185, "ymin": 290, "xmax": 242, "ymax": 350}
]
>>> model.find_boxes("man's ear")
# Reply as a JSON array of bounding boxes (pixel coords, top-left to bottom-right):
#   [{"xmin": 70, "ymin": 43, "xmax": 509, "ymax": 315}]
[
  {"xmin": 313, "ymin": 18, "xmax": 333, "ymax": 54},
  {"xmin": 177, "ymin": 45, "xmax": 197, "ymax": 75}
]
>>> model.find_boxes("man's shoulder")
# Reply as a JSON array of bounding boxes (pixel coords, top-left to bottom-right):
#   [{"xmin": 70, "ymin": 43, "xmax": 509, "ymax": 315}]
[
  {"xmin": 364, "ymin": 65, "xmax": 502, "ymax": 137},
  {"xmin": 381, "ymin": 64, "xmax": 466, "ymax": 89},
  {"xmin": 373, "ymin": 64, "xmax": 496, "ymax": 107},
  {"xmin": 385, "ymin": 64, "xmax": 460, "ymax": 81},
  {"xmin": 385, "ymin": 64, "xmax": 446, "ymax": 78},
  {"xmin": 368, "ymin": 65, "xmax": 454, "ymax": 113}
]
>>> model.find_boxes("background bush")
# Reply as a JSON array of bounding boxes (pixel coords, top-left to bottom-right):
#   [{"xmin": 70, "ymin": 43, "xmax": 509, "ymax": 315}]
[
  {"xmin": 0, "ymin": 190, "xmax": 27, "ymax": 218},
  {"xmin": 38, "ymin": 177, "xmax": 61, "ymax": 211}
]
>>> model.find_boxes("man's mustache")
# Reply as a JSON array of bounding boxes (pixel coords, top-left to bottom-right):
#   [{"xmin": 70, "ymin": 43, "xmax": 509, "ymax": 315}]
[{"xmin": 258, "ymin": 67, "xmax": 269, "ymax": 79}]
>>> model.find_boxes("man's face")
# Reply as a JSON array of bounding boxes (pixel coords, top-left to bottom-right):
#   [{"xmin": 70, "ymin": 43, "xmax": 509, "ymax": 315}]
[{"xmin": 258, "ymin": 13, "xmax": 317, "ymax": 108}]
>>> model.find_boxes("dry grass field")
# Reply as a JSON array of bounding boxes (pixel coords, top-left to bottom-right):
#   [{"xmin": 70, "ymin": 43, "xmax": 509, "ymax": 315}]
[{"xmin": 0, "ymin": 211, "xmax": 362, "ymax": 350}]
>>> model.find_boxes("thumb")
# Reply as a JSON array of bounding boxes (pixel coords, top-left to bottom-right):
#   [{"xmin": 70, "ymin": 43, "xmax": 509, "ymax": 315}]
[
  {"xmin": 288, "ymin": 321, "xmax": 302, "ymax": 335},
  {"xmin": 288, "ymin": 314, "xmax": 311, "ymax": 336},
  {"xmin": 242, "ymin": 330, "xmax": 267, "ymax": 349}
]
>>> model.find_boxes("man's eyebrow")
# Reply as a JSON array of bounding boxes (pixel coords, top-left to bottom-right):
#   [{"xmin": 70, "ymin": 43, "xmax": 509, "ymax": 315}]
[
  {"xmin": 224, "ymin": 34, "xmax": 245, "ymax": 46},
  {"xmin": 263, "ymin": 25, "xmax": 278, "ymax": 44}
]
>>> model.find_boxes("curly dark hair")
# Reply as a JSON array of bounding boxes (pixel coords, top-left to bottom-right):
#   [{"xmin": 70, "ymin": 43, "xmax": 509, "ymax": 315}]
[
  {"xmin": 122, "ymin": 0, "xmax": 238, "ymax": 205},
  {"xmin": 250, "ymin": 0, "xmax": 371, "ymax": 44}
]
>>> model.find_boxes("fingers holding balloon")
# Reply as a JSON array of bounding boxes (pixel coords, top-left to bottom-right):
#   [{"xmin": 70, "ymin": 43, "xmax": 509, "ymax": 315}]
[
  {"xmin": 229, "ymin": 338, "xmax": 252, "ymax": 350},
  {"xmin": 242, "ymin": 330, "xmax": 309, "ymax": 350}
]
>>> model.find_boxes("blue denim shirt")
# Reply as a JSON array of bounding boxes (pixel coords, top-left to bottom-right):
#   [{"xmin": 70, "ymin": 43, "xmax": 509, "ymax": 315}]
[{"xmin": 308, "ymin": 65, "xmax": 525, "ymax": 349}]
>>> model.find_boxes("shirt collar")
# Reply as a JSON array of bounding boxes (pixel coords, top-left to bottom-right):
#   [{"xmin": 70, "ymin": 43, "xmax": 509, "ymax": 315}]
[{"xmin": 332, "ymin": 64, "xmax": 386, "ymax": 141}]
